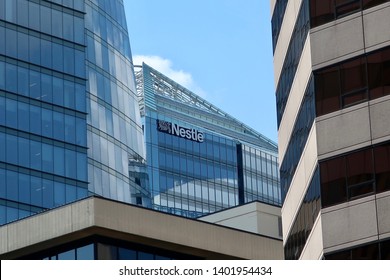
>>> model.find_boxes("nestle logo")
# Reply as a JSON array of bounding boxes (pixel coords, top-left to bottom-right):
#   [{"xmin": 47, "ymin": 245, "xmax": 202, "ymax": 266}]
[
  {"xmin": 157, "ymin": 120, "xmax": 172, "ymax": 133},
  {"xmin": 156, "ymin": 119, "xmax": 204, "ymax": 143}
]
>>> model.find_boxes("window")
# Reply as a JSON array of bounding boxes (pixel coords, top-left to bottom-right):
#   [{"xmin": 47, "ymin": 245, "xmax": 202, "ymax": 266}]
[
  {"xmin": 320, "ymin": 157, "xmax": 347, "ymax": 207},
  {"xmin": 374, "ymin": 145, "xmax": 390, "ymax": 193}
]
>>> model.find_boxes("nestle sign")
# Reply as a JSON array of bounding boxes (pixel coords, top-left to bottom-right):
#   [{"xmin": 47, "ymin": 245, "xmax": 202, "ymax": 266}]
[{"xmin": 157, "ymin": 120, "xmax": 204, "ymax": 143}]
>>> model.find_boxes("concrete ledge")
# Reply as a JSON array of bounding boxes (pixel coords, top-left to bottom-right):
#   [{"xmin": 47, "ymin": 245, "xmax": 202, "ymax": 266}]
[{"xmin": 0, "ymin": 197, "xmax": 284, "ymax": 260}]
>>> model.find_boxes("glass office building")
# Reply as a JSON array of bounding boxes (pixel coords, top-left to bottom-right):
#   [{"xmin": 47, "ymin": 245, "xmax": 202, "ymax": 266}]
[
  {"xmin": 0, "ymin": 0, "xmax": 145, "ymax": 225},
  {"xmin": 135, "ymin": 63, "xmax": 280, "ymax": 218}
]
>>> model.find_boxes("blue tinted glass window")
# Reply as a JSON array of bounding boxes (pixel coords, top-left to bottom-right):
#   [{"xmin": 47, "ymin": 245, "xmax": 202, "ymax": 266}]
[
  {"xmin": 5, "ymin": 27, "xmax": 16, "ymax": 59},
  {"xmin": 53, "ymin": 77, "xmax": 64, "ymax": 106},
  {"xmin": 30, "ymin": 140, "xmax": 42, "ymax": 170},
  {"xmin": 5, "ymin": 0, "xmax": 16, "ymax": 22},
  {"xmin": 42, "ymin": 143, "xmax": 54, "ymax": 173},
  {"xmin": 6, "ymin": 134, "xmax": 17, "ymax": 165},
  {"xmin": 41, "ymin": 73, "xmax": 53, "ymax": 103},
  {"xmin": 0, "ymin": 132, "xmax": 5, "ymax": 162},
  {"xmin": 6, "ymin": 170, "xmax": 18, "ymax": 201},
  {"xmin": 29, "ymin": 35, "xmax": 41, "ymax": 65},
  {"xmin": 77, "ymin": 244, "xmax": 94, "ymax": 260},
  {"xmin": 63, "ymin": 13, "xmax": 74, "ymax": 41},
  {"xmin": 53, "ymin": 111, "xmax": 64, "ymax": 141},
  {"xmin": 17, "ymin": 66, "xmax": 29, "ymax": 96},
  {"xmin": 42, "ymin": 179, "xmax": 54, "ymax": 208},
  {"xmin": 41, "ymin": 40, "xmax": 52, "ymax": 69},
  {"xmin": 28, "ymin": 2, "xmax": 40, "ymax": 30},
  {"xmin": 18, "ymin": 136, "xmax": 30, "ymax": 167},
  {"xmin": 65, "ymin": 149, "xmax": 76, "ymax": 178},
  {"xmin": 42, "ymin": 108, "xmax": 53, "ymax": 138},
  {"xmin": 29, "ymin": 71, "xmax": 41, "ymax": 99},
  {"xmin": 65, "ymin": 115, "xmax": 75, "ymax": 143},
  {"xmin": 66, "ymin": 184, "xmax": 76, "ymax": 202},
  {"xmin": 52, "ymin": 43, "xmax": 63, "ymax": 72},
  {"xmin": 64, "ymin": 80, "xmax": 75, "ymax": 109},
  {"xmin": 75, "ymin": 50, "xmax": 85, "ymax": 78},
  {"xmin": 58, "ymin": 249, "xmax": 76, "ymax": 260},
  {"xmin": 63, "ymin": 46, "xmax": 75, "ymax": 75},
  {"xmin": 0, "ymin": 168, "xmax": 5, "ymax": 199},
  {"xmin": 30, "ymin": 105, "xmax": 41, "ymax": 134},
  {"xmin": 40, "ymin": 5, "xmax": 51, "ymax": 34},
  {"xmin": 6, "ymin": 63, "xmax": 17, "ymax": 92},
  {"xmin": 6, "ymin": 98, "xmax": 17, "ymax": 128},
  {"xmin": 118, "ymin": 248, "xmax": 136, "ymax": 260},
  {"xmin": 54, "ymin": 181, "xmax": 65, "ymax": 206},
  {"xmin": 75, "ymin": 84, "xmax": 86, "ymax": 112},
  {"xmin": 18, "ymin": 173, "xmax": 30, "ymax": 204},
  {"xmin": 17, "ymin": 32, "xmax": 29, "ymax": 61},
  {"xmin": 0, "ymin": 26, "xmax": 4, "ymax": 54},
  {"xmin": 74, "ymin": 17, "xmax": 84, "ymax": 44},
  {"xmin": 16, "ymin": 0, "xmax": 28, "ymax": 26},
  {"xmin": 31, "ymin": 176, "xmax": 42, "ymax": 206},
  {"xmin": 18, "ymin": 102, "xmax": 29, "ymax": 131},
  {"xmin": 0, "ymin": 62, "xmax": 4, "ymax": 89},
  {"xmin": 51, "ymin": 10, "xmax": 63, "ymax": 38}
]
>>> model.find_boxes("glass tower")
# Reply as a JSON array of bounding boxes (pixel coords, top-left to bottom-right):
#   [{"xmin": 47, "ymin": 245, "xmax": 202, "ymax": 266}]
[
  {"xmin": 0, "ymin": 0, "xmax": 145, "ymax": 225},
  {"xmin": 135, "ymin": 63, "xmax": 280, "ymax": 218}
]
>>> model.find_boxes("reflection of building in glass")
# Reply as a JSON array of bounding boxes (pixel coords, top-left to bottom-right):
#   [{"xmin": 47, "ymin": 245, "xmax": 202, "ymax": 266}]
[
  {"xmin": 135, "ymin": 63, "xmax": 281, "ymax": 218},
  {"xmin": 0, "ymin": 0, "xmax": 145, "ymax": 225},
  {"xmin": 272, "ymin": 0, "xmax": 390, "ymax": 259}
]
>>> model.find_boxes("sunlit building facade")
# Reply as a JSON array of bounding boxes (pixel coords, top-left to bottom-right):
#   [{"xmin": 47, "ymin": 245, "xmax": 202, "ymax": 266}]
[
  {"xmin": 135, "ymin": 63, "xmax": 281, "ymax": 218},
  {"xmin": 0, "ymin": 0, "xmax": 145, "ymax": 225},
  {"xmin": 272, "ymin": 0, "xmax": 390, "ymax": 259}
]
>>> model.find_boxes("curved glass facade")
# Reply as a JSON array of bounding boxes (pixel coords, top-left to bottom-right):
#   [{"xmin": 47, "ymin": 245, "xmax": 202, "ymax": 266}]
[
  {"xmin": 84, "ymin": 0, "xmax": 145, "ymax": 202},
  {"xmin": 0, "ymin": 0, "xmax": 145, "ymax": 224}
]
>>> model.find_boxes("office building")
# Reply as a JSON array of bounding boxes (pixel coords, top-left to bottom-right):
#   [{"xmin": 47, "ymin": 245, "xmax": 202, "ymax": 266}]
[
  {"xmin": 0, "ymin": 0, "xmax": 145, "ymax": 225},
  {"xmin": 134, "ymin": 63, "xmax": 281, "ymax": 218},
  {"xmin": 0, "ymin": 196, "xmax": 284, "ymax": 260},
  {"xmin": 272, "ymin": 0, "xmax": 390, "ymax": 259}
]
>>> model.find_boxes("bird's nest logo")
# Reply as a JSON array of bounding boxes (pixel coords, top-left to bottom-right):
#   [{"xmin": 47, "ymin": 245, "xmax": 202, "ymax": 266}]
[{"xmin": 157, "ymin": 120, "xmax": 172, "ymax": 133}]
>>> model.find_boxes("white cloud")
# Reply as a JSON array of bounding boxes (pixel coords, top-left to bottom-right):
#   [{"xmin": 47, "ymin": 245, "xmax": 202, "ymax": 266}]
[{"xmin": 133, "ymin": 55, "xmax": 206, "ymax": 98}]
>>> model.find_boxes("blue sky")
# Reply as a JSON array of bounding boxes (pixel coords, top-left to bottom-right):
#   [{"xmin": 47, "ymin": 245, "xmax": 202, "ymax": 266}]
[{"xmin": 124, "ymin": 0, "xmax": 277, "ymax": 142}]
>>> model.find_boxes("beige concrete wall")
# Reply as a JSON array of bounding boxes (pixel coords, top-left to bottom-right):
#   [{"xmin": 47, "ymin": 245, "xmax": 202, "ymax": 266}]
[
  {"xmin": 199, "ymin": 202, "xmax": 282, "ymax": 240},
  {"xmin": 273, "ymin": 0, "xmax": 303, "ymax": 87},
  {"xmin": 278, "ymin": 36, "xmax": 312, "ymax": 162},
  {"xmin": 311, "ymin": 3, "xmax": 390, "ymax": 71},
  {"xmin": 322, "ymin": 195, "xmax": 379, "ymax": 253},
  {"xmin": 0, "ymin": 197, "xmax": 284, "ymax": 260},
  {"xmin": 300, "ymin": 214, "xmax": 323, "ymax": 260},
  {"xmin": 316, "ymin": 103, "xmax": 372, "ymax": 159},
  {"xmin": 282, "ymin": 124, "xmax": 317, "ymax": 244}
]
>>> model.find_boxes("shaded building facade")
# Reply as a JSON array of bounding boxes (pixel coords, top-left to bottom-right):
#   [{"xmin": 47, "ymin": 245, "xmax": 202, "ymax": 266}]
[
  {"xmin": 135, "ymin": 63, "xmax": 281, "ymax": 218},
  {"xmin": 272, "ymin": 0, "xmax": 390, "ymax": 259},
  {"xmin": 0, "ymin": 0, "xmax": 145, "ymax": 225}
]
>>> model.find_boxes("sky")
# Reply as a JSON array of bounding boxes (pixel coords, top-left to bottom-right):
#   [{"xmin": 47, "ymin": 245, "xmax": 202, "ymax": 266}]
[{"xmin": 124, "ymin": 0, "xmax": 278, "ymax": 143}]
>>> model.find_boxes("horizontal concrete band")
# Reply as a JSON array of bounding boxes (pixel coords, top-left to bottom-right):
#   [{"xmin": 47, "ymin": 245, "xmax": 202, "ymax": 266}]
[{"xmin": 0, "ymin": 196, "xmax": 284, "ymax": 260}]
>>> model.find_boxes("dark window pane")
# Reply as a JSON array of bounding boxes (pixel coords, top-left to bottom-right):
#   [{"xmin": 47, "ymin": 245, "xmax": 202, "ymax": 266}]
[
  {"xmin": 346, "ymin": 149, "xmax": 373, "ymax": 186},
  {"xmin": 368, "ymin": 48, "xmax": 390, "ymax": 99},
  {"xmin": 381, "ymin": 239, "xmax": 390, "ymax": 260},
  {"xmin": 335, "ymin": 0, "xmax": 361, "ymax": 18},
  {"xmin": 118, "ymin": 248, "xmax": 137, "ymax": 260},
  {"xmin": 310, "ymin": 0, "xmax": 334, "ymax": 27},
  {"xmin": 363, "ymin": 0, "xmax": 387, "ymax": 9},
  {"xmin": 320, "ymin": 157, "xmax": 347, "ymax": 207},
  {"xmin": 374, "ymin": 144, "xmax": 390, "ymax": 193},
  {"xmin": 326, "ymin": 250, "xmax": 351, "ymax": 260},
  {"xmin": 351, "ymin": 243, "xmax": 379, "ymax": 260},
  {"xmin": 340, "ymin": 57, "xmax": 367, "ymax": 107},
  {"xmin": 315, "ymin": 66, "xmax": 340, "ymax": 116}
]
